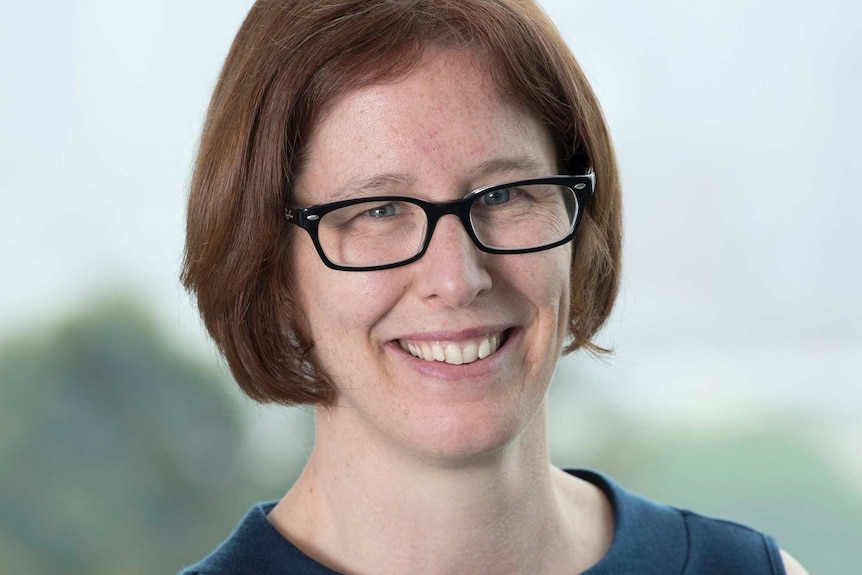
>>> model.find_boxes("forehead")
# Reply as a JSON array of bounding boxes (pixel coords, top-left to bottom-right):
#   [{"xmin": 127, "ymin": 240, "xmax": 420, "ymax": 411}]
[{"xmin": 293, "ymin": 49, "xmax": 556, "ymax": 204}]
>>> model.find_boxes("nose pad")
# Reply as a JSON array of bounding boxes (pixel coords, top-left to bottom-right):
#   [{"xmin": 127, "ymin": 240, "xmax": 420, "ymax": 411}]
[{"xmin": 415, "ymin": 215, "xmax": 492, "ymax": 308}]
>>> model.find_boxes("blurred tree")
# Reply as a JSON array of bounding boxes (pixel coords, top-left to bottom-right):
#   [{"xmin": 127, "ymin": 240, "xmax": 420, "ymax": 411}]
[
  {"xmin": 612, "ymin": 423, "xmax": 860, "ymax": 574},
  {"xmin": 549, "ymin": 361, "xmax": 860, "ymax": 573},
  {"xmin": 0, "ymin": 296, "xmax": 267, "ymax": 574},
  {"xmin": 556, "ymin": 413, "xmax": 860, "ymax": 573}
]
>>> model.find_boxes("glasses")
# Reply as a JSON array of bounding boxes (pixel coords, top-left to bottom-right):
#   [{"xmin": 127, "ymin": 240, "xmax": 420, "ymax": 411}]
[{"xmin": 284, "ymin": 173, "xmax": 595, "ymax": 271}]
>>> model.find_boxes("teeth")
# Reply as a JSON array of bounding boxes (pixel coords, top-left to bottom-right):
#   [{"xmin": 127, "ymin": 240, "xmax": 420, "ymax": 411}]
[
  {"xmin": 462, "ymin": 342, "xmax": 478, "ymax": 363},
  {"xmin": 398, "ymin": 332, "xmax": 504, "ymax": 365},
  {"xmin": 445, "ymin": 344, "xmax": 463, "ymax": 365},
  {"xmin": 478, "ymin": 338, "xmax": 491, "ymax": 359},
  {"xmin": 421, "ymin": 343, "xmax": 434, "ymax": 361},
  {"xmin": 432, "ymin": 344, "xmax": 445, "ymax": 361}
]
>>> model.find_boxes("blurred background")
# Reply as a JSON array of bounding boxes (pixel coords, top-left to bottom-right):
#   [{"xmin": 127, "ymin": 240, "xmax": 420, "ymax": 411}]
[{"xmin": 1, "ymin": 0, "xmax": 859, "ymax": 572}]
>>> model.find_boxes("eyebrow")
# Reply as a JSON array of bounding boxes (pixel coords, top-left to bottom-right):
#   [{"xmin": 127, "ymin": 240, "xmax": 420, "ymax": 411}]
[
  {"xmin": 325, "ymin": 156, "xmax": 551, "ymax": 203},
  {"xmin": 472, "ymin": 157, "xmax": 550, "ymax": 181},
  {"xmin": 327, "ymin": 173, "xmax": 413, "ymax": 203}
]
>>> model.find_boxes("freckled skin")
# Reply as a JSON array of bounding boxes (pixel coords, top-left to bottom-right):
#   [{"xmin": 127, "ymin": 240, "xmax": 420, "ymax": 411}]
[{"xmin": 291, "ymin": 49, "xmax": 571, "ymax": 465}]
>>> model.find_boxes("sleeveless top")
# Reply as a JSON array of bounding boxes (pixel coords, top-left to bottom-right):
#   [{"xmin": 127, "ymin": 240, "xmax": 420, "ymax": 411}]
[{"xmin": 179, "ymin": 469, "xmax": 786, "ymax": 574}]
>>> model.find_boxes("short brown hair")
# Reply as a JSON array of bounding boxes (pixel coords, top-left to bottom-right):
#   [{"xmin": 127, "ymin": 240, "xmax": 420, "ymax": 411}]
[{"xmin": 182, "ymin": 0, "xmax": 623, "ymax": 405}]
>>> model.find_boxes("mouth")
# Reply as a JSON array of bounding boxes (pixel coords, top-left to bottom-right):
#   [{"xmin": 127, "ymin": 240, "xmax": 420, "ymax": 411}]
[{"xmin": 397, "ymin": 330, "xmax": 509, "ymax": 365}]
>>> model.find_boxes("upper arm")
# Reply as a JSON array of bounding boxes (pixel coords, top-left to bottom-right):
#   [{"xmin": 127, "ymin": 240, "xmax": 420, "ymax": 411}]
[{"xmin": 780, "ymin": 549, "xmax": 810, "ymax": 575}]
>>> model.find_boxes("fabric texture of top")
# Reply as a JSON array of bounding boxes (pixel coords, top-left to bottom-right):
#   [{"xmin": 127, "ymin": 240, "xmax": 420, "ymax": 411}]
[{"xmin": 178, "ymin": 469, "xmax": 786, "ymax": 574}]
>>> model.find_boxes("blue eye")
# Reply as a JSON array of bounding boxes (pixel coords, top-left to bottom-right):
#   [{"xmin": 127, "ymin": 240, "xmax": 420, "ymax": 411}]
[
  {"xmin": 481, "ymin": 188, "xmax": 511, "ymax": 206},
  {"xmin": 365, "ymin": 203, "xmax": 398, "ymax": 217}
]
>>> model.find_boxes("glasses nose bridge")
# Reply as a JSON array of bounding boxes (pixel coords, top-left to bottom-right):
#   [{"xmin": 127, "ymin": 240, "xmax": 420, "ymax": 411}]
[{"xmin": 422, "ymin": 197, "xmax": 477, "ymax": 249}]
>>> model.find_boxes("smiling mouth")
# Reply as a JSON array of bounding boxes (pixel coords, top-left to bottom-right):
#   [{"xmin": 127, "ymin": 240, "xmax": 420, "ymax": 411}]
[{"xmin": 397, "ymin": 331, "xmax": 507, "ymax": 365}]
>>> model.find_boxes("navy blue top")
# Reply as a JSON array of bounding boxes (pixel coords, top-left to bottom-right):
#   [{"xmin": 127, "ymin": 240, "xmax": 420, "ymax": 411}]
[{"xmin": 180, "ymin": 469, "xmax": 786, "ymax": 574}]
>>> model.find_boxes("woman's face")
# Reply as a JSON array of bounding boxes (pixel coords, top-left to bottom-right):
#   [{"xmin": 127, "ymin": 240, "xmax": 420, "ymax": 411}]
[{"xmin": 291, "ymin": 49, "xmax": 571, "ymax": 464}]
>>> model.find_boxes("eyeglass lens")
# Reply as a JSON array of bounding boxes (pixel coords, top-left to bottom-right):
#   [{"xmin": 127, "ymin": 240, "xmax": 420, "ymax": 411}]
[{"xmin": 315, "ymin": 183, "xmax": 578, "ymax": 269}]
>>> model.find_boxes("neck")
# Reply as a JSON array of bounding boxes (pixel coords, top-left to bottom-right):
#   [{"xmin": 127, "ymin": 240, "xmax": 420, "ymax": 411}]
[{"xmin": 270, "ymin": 403, "xmax": 610, "ymax": 575}]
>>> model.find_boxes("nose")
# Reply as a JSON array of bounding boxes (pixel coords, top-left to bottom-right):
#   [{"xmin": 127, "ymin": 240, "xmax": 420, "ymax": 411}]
[{"xmin": 412, "ymin": 214, "xmax": 493, "ymax": 308}]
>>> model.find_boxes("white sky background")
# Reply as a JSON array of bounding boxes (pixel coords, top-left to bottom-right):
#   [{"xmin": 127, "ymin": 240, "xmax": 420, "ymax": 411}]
[{"xmin": 1, "ymin": 1, "xmax": 860, "ymax": 430}]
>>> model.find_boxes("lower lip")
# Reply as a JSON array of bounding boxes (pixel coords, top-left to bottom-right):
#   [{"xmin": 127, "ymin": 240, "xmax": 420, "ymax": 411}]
[{"xmin": 388, "ymin": 329, "xmax": 518, "ymax": 382}]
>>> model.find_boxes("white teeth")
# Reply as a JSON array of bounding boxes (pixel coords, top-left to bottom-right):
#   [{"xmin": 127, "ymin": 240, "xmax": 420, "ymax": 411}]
[
  {"xmin": 444, "ymin": 344, "xmax": 463, "ymax": 365},
  {"xmin": 478, "ymin": 338, "xmax": 491, "ymax": 359},
  {"xmin": 421, "ymin": 343, "xmax": 434, "ymax": 361},
  {"xmin": 398, "ymin": 333, "xmax": 504, "ymax": 365},
  {"xmin": 462, "ymin": 342, "xmax": 478, "ymax": 363},
  {"xmin": 432, "ymin": 343, "xmax": 445, "ymax": 361}
]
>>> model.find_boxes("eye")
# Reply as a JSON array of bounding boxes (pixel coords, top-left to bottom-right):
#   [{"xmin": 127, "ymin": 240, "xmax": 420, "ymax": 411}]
[
  {"xmin": 480, "ymin": 188, "xmax": 511, "ymax": 206},
  {"xmin": 364, "ymin": 203, "xmax": 399, "ymax": 217}
]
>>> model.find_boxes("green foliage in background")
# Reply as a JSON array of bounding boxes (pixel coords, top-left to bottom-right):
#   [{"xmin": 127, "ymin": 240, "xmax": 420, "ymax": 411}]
[
  {"xmin": 614, "ymin": 425, "xmax": 858, "ymax": 573},
  {"xmin": 554, "ymin": 411, "xmax": 859, "ymax": 573},
  {"xmin": 0, "ymin": 298, "xmax": 268, "ymax": 574}
]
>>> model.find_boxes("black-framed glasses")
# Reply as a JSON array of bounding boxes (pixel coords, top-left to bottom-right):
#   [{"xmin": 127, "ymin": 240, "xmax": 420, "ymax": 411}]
[{"xmin": 284, "ymin": 173, "xmax": 595, "ymax": 271}]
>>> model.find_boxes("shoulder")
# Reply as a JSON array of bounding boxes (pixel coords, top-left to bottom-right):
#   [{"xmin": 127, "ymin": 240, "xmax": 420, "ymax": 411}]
[
  {"xmin": 680, "ymin": 510, "xmax": 809, "ymax": 574},
  {"xmin": 679, "ymin": 510, "xmax": 786, "ymax": 573},
  {"xmin": 178, "ymin": 501, "xmax": 337, "ymax": 575},
  {"xmin": 178, "ymin": 502, "xmax": 272, "ymax": 575},
  {"xmin": 565, "ymin": 469, "xmax": 794, "ymax": 575}
]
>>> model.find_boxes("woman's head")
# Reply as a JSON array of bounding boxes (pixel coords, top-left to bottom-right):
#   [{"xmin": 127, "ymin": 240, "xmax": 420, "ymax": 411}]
[{"xmin": 182, "ymin": 0, "xmax": 622, "ymax": 406}]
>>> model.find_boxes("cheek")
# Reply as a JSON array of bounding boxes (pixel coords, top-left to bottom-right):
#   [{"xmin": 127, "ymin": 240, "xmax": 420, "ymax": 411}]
[
  {"xmin": 292, "ymin": 237, "xmax": 403, "ymax": 345},
  {"xmin": 325, "ymin": 278, "xmax": 401, "ymax": 330},
  {"xmin": 497, "ymin": 249, "xmax": 571, "ymax": 349},
  {"xmin": 527, "ymin": 246, "xmax": 571, "ymax": 300},
  {"xmin": 555, "ymin": 248, "xmax": 573, "ymax": 319},
  {"xmin": 524, "ymin": 247, "xmax": 572, "ymax": 338}
]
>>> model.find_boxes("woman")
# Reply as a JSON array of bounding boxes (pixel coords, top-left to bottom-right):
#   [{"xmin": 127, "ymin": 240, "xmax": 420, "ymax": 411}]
[{"xmin": 180, "ymin": 1, "xmax": 808, "ymax": 573}]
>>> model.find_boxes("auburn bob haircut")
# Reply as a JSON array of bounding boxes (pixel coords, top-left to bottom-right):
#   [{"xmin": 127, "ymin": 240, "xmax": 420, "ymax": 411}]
[{"xmin": 182, "ymin": 0, "xmax": 623, "ymax": 405}]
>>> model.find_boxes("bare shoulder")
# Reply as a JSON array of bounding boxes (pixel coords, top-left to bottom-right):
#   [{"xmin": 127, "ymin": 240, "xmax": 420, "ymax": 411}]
[{"xmin": 780, "ymin": 549, "xmax": 810, "ymax": 575}]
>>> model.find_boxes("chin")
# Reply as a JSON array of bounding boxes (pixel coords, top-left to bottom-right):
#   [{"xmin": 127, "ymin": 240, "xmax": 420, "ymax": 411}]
[{"xmin": 395, "ymin": 399, "xmax": 545, "ymax": 467}]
